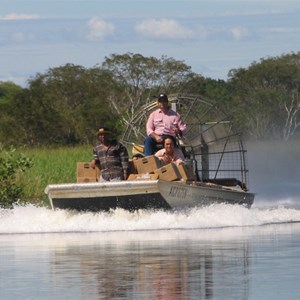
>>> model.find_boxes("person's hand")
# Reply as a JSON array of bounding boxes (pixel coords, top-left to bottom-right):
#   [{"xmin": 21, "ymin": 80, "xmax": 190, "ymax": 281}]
[
  {"xmin": 155, "ymin": 135, "xmax": 163, "ymax": 143},
  {"xmin": 90, "ymin": 160, "xmax": 96, "ymax": 169},
  {"xmin": 174, "ymin": 128, "xmax": 182, "ymax": 137}
]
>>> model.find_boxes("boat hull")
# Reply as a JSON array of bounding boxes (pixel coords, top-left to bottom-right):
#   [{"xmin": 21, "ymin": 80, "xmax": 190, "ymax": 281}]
[
  {"xmin": 45, "ymin": 180, "xmax": 254, "ymax": 212},
  {"xmin": 158, "ymin": 181, "xmax": 254, "ymax": 209}
]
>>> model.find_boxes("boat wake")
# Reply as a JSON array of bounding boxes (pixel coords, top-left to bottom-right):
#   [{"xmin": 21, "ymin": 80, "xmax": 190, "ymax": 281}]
[{"xmin": 1, "ymin": 198, "xmax": 300, "ymax": 234}]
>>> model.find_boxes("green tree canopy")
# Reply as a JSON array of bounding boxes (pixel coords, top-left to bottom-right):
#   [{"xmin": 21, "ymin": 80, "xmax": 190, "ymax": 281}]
[
  {"xmin": 1, "ymin": 52, "xmax": 300, "ymax": 146},
  {"xmin": 0, "ymin": 82, "xmax": 24, "ymax": 146},
  {"xmin": 12, "ymin": 64, "xmax": 120, "ymax": 145},
  {"xmin": 228, "ymin": 52, "xmax": 300, "ymax": 140},
  {"xmin": 102, "ymin": 52, "xmax": 195, "ymax": 120}
]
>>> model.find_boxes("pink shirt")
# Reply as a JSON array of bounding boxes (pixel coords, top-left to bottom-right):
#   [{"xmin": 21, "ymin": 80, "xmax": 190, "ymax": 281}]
[
  {"xmin": 155, "ymin": 147, "xmax": 185, "ymax": 165},
  {"xmin": 146, "ymin": 108, "xmax": 187, "ymax": 137}
]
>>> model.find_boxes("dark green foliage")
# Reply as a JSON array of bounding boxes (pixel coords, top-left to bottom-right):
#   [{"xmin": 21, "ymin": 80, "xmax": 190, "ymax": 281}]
[
  {"xmin": 179, "ymin": 75, "xmax": 233, "ymax": 110},
  {"xmin": 0, "ymin": 145, "xmax": 33, "ymax": 208},
  {"xmin": 11, "ymin": 64, "xmax": 120, "ymax": 146},
  {"xmin": 1, "ymin": 52, "xmax": 300, "ymax": 145},
  {"xmin": 0, "ymin": 82, "xmax": 24, "ymax": 145},
  {"xmin": 0, "ymin": 81, "xmax": 22, "ymax": 105},
  {"xmin": 229, "ymin": 52, "xmax": 300, "ymax": 140}
]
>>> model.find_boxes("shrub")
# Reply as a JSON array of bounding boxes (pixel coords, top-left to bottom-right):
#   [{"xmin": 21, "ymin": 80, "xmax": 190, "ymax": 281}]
[{"xmin": 0, "ymin": 145, "xmax": 33, "ymax": 208}]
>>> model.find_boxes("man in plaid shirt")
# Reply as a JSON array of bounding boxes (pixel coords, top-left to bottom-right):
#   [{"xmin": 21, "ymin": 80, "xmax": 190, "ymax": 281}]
[{"xmin": 91, "ymin": 127, "xmax": 129, "ymax": 182}]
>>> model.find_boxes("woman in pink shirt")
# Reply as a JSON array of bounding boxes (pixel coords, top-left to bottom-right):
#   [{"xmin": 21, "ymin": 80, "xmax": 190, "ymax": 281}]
[
  {"xmin": 155, "ymin": 136, "xmax": 185, "ymax": 165},
  {"xmin": 144, "ymin": 93, "xmax": 186, "ymax": 156}
]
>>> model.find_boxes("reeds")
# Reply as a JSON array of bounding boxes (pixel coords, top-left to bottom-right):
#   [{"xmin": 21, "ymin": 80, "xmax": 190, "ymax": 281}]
[{"xmin": 18, "ymin": 145, "xmax": 91, "ymax": 205}]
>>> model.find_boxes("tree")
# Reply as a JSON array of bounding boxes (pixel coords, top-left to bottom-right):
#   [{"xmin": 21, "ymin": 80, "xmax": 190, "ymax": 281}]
[
  {"xmin": 102, "ymin": 53, "xmax": 194, "ymax": 121},
  {"xmin": 228, "ymin": 52, "xmax": 300, "ymax": 140},
  {"xmin": 179, "ymin": 75, "xmax": 233, "ymax": 111},
  {"xmin": 0, "ymin": 82, "xmax": 24, "ymax": 146},
  {"xmin": 0, "ymin": 81, "xmax": 22, "ymax": 104},
  {"xmin": 13, "ymin": 64, "xmax": 121, "ymax": 145},
  {"xmin": 0, "ymin": 145, "xmax": 32, "ymax": 208}
]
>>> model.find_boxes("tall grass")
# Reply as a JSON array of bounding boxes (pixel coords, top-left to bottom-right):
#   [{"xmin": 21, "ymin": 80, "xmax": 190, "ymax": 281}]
[{"xmin": 18, "ymin": 145, "xmax": 91, "ymax": 206}]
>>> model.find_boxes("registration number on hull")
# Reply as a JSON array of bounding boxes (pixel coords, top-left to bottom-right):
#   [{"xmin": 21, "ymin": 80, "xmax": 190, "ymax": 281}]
[{"xmin": 169, "ymin": 186, "xmax": 187, "ymax": 199}]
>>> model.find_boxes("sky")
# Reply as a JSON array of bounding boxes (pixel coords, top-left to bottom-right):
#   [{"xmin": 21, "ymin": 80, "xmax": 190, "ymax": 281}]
[{"xmin": 1, "ymin": 0, "xmax": 300, "ymax": 87}]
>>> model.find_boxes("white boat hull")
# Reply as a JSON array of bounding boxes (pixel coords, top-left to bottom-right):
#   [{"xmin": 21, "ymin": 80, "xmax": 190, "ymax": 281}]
[
  {"xmin": 45, "ymin": 180, "xmax": 254, "ymax": 212},
  {"xmin": 158, "ymin": 180, "xmax": 254, "ymax": 208}
]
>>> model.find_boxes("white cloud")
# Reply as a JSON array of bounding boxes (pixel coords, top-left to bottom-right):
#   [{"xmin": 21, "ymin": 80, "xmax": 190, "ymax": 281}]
[
  {"xmin": 135, "ymin": 18, "xmax": 194, "ymax": 39},
  {"xmin": 86, "ymin": 17, "xmax": 115, "ymax": 41},
  {"xmin": 0, "ymin": 13, "xmax": 40, "ymax": 20},
  {"xmin": 230, "ymin": 26, "xmax": 251, "ymax": 40}
]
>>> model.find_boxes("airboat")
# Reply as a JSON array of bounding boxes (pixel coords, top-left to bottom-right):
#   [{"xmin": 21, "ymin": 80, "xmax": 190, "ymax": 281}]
[{"xmin": 45, "ymin": 94, "xmax": 255, "ymax": 211}]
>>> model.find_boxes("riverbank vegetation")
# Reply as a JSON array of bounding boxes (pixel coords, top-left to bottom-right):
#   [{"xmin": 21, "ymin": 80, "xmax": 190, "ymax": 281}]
[
  {"xmin": 1, "ymin": 51, "xmax": 300, "ymax": 207},
  {"xmin": 1, "ymin": 52, "xmax": 300, "ymax": 147},
  {"xmin": 0, "ymin": 145, "xmax": 33, "ymax": 208},
  {"xmin": 16, "ymin": 145, "xmax": 92, "ymax": 206}
]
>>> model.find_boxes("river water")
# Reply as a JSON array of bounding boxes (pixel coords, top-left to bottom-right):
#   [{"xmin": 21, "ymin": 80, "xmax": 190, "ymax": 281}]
[
  {"xmin": 1, "ymin": 203, "xmax": 300, "ymax": 300},
  {"xmin": 1, "ymin": 141, "xmax": 300, "ymax": 299}
]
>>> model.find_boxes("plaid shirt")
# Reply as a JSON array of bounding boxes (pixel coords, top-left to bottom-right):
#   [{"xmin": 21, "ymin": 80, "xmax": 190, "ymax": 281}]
[{"xmin": 93, "ymin": 140, "xmax": 129, "ymax": 181}]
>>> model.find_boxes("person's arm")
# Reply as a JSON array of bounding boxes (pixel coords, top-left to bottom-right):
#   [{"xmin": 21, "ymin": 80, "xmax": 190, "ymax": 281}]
[
  {"xmin": 155, "ymin": 149, "xmax": 169, "ymax": 164},
  {"xmin": 150, "ymin": 132, "xmax": 163, "ymax": 143},
  {"xmin": 146, "ymin": 112, "xmax": 155, "ymax": 136},
  {"xmin": 174, "ymin": 148, "xmax": 185, "ymax": 165},
  {"xmin": 154, "ymin": 149, "xmax": 163, "ymax": 160},
  {"xmin": 146, "ymin": 111, "xmax": 164, "ymax": 142},
  {"xmin": 90, "ymin": 159, "xmax": 97, "ymax": 168},
  {"xmin": 90, "ymin": 147, "xmax": 100, "ymax": 168},
  {"xmin": 119, "ymin": 143, "xmax": 129, "ymax": 180},
  {"xmin": 174, "ymin": 113, "xmax": 187, "ymax": 137}
]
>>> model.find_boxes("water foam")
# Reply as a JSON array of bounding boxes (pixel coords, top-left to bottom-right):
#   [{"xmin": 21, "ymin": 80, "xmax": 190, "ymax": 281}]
[{"xmin": 1, "ymin": 201, "xmax": 300, "ymax": 234}]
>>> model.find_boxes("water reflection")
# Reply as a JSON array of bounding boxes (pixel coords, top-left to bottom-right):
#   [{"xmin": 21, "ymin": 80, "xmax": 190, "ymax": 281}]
[
  {"xmin": 2, "ymin": 224, "xmax": 299, "ymax": 299},
  {"xmin": 47, "ymin": 230, "xmax": 252, "ymax": 299}
]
